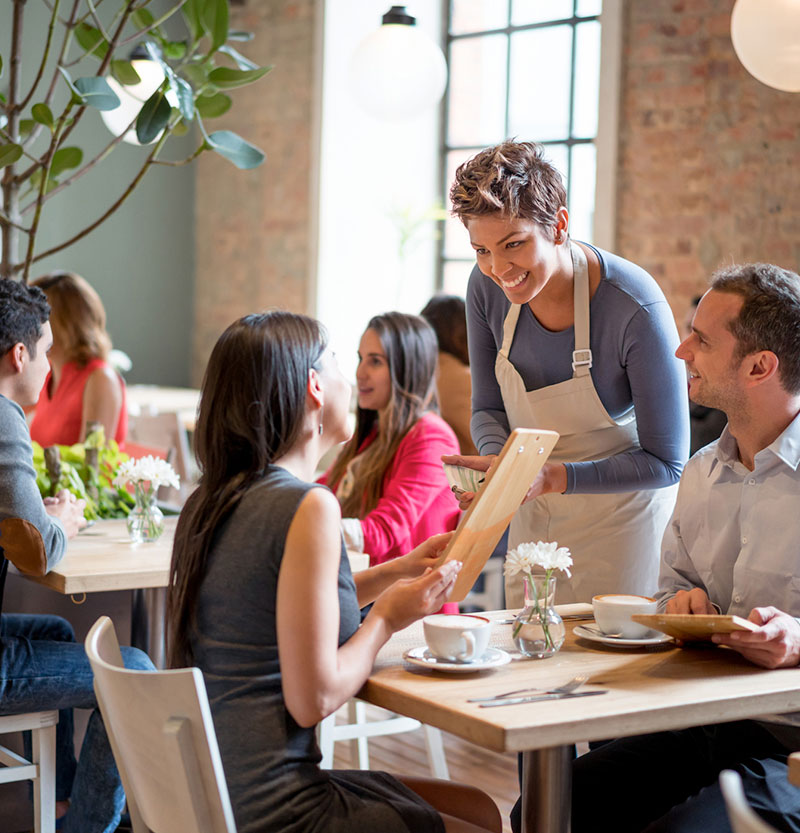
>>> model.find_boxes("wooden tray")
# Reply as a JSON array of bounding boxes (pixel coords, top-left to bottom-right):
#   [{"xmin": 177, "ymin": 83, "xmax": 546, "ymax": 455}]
[
  {"xmin": 437, "ymin": 428, "xmax": 559, "ymax": 602},
  {"xmin": 631, "ymin": 613, "xmax": 759, "ymax": 642}
]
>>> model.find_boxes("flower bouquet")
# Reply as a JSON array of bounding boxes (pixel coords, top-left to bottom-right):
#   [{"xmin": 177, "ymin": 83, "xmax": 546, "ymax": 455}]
[{"xmin": 113, "ymin": 456, "xmax": 180, "ymax": 543}]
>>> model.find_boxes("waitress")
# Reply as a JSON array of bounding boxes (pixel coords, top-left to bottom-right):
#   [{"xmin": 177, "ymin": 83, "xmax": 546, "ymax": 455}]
[{"xmin": 446, "ymin": 141, "xmax": 689, "ymax": 606}]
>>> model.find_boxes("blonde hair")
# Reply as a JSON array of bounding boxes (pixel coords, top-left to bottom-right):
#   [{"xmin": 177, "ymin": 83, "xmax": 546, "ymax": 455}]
[
  {"xmin": 32, "ymin": 271, "xmax": 112, "ymax": 366},
  {"xmin": 326, "ymin": 312, "xmax": 438, "ymax": 519}
]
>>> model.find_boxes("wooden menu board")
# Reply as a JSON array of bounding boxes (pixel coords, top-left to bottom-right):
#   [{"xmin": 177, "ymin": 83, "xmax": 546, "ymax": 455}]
[
  {"xmin": 631, "ymin": 613, "xmax": 759, "ymax": 642},
  {"xmin": 437, "ymin": 428, "xmax": 559, "ymax": 602}
]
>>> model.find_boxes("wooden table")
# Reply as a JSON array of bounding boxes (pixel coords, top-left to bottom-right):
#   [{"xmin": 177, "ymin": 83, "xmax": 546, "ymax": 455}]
[
  {"xmin": 361, "ymin": 612, "xmax": 800, "ymax": 833},
  {"xmin": 21, "ymin": 518, "xmax": 372, "ymax": 667},
  {"xmin": 126, "ymin": 385, "xmax": 201, "ymax": 432}
]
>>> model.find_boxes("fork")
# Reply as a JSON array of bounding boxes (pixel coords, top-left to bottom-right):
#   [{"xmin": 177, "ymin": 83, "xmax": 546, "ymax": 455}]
[{"xmin": 467, "ymin": 674, "xmax": 588, "ymax": 703}]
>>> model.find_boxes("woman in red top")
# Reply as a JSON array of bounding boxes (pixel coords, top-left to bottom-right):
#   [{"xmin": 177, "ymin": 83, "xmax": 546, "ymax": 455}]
[
  {"xmin": 30, "ymin": 272, "xmax": 127, "ymax": 446},
  {"xmin": 321, "ymin": 313, "xmax": 460, "ymax": 583}
]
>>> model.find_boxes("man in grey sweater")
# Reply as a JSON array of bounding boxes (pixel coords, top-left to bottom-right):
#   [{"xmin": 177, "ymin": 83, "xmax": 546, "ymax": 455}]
[{"xmin": 0, "ymin": 280, "xmax": 152, "ymax": 833}]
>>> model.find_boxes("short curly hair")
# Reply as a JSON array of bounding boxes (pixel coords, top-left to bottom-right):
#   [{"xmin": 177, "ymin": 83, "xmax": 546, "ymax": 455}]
[
  {"xmin": 449, "ymin": 140, "xmax": 567, "ymax": 238},
  {"xmin": 711, "ymin": 263, "xmax": 800, "ymax": 395},
  {"xmin": 0, "ymin": 279, "xmax": 50, "ymax": 358}
]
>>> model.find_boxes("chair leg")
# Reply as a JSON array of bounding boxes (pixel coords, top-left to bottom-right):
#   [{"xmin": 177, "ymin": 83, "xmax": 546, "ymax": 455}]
[
  {"xmin": 318, "ymin": 712, "xmax": 335, "ymax": 769},
  {"xmin": 423, "ymin": 725, "xmax": 450, "ymax": 780},
  {"xmin": 347, "ymin": 700, "xmax": 370, "ymax": 770},
  {"xmin": 32, "ymin": 724, "xmax": 56, "ymax": 833}
]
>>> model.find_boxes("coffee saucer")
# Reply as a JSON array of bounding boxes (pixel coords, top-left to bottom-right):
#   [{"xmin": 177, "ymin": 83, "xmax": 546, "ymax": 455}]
[
  {"xmin": 403, "ymin": 646, "xmax": 511, "ymax": 673},
  {"xmin": 573, "ymin": 624, "xmax": 673, "ymax": 648}
]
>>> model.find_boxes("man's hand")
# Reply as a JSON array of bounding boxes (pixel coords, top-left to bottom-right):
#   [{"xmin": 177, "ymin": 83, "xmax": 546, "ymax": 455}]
[
  {"xmin": 712, "ymin": 607, "xmax": 800, "ymax": 669},
  {"xmin": 44, "ymin": 489, "xmax": 87, "ymax": 538},
  {"xmin": 665, "ymin": 588, "xmax": 717, "ymax": 614}
]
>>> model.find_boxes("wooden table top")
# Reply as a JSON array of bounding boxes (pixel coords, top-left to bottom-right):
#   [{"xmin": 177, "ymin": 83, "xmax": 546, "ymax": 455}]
[
  {"xmin": 21, "ymin": 517, "xmax": 372, "ymax": 595},
  {"xmin": 360, "ymin": 611, "xmax": 800, "ymax": 754}
]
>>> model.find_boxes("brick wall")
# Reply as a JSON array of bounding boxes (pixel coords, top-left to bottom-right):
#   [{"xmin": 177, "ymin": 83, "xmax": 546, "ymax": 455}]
[
  {"xmin": 191, "ymin": 0, "xmax": 318, "ymax": 384},
  {"xmin": 617, "ymin": 0, "xmax": 800, "ymax": 325}
]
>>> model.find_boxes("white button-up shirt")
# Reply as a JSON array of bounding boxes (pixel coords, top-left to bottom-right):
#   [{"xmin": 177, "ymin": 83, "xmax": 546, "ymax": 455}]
[{"xmin": 656, "ymin": 410, "xmax": 800, "ymax": 734}]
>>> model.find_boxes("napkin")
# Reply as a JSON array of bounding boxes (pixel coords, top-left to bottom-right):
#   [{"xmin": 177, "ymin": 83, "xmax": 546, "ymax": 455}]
[
  {"xmin": 554, "ymin": 603, "xmax": 593, "ymax": 618},
  {"xmin": 442, "ymin": 463, "xmax": 485, "ymax": 493}
]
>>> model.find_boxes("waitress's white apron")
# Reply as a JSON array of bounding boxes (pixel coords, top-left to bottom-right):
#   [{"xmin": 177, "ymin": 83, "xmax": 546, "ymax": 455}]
[{"xmin": 498, "ymin": 243, "xmax": 677, "ymax": 606}]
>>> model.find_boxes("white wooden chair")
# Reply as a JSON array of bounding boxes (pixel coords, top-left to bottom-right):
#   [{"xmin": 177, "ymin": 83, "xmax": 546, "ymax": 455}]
[
  {"xmin": 719, "ymin": 769, "xmax": 780, "ymax": 833},
  {"xmin": 0, "ymin": 710, "xmax": 57, "ymax": 833},
  {"xmin": 318, "ymin": 700, "xmax": 449, "ymax": 778},
  {"xmin": 85, "ymin": 616, "xmax": 236, "ymax": 833}
]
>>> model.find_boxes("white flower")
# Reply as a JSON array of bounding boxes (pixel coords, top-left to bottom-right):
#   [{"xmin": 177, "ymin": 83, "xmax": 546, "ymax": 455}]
[
  {"xmin": 504, "ymin": 540, "xmax": 573, "ymax": 578},
  {"xmin": 113, "ymin": 456, "xmax": 180, "ymax": 490}
]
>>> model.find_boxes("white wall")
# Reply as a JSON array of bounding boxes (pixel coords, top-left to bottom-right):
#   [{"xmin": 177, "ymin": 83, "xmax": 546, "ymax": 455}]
[{"xmin": 316, "ymin": 0, "xmax": 445, "ymax": 380}]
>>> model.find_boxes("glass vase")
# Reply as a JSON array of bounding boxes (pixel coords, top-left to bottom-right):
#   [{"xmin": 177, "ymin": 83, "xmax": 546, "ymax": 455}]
[
  {"xmin": 126, "ymin": 482, "xmax": 164, "ymax": 544},
  {"xmin": 512, "ymin": 574, "xmax": 565, "ymax": 659}
]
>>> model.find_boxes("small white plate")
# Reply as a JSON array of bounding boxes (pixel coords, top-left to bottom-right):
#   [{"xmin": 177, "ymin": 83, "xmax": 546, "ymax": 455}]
[
  {"xmin": 573, "ymin": 624, "xmax": 674, "ymax": 648},
  {"xmin": 403, "ymin": 646, "xmax": 511, "ymax": 673}
]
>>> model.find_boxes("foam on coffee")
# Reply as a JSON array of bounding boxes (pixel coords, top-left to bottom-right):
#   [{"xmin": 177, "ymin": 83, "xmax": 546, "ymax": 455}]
[
  {"xmin": 425, "ymin": 614, "xmax": 488, "ymax": 629},
  {"xmin": 594, "ymin": 594, "xmax": 655, "ymax": 604}
]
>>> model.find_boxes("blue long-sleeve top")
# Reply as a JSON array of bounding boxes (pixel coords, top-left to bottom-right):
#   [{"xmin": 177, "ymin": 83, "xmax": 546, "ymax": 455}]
[{"xmin": 467, "ymin": 243, "xmax": 689, "ymax": 494}]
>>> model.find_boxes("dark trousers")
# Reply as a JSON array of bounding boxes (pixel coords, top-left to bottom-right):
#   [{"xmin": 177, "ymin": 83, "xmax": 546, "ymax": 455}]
[{"xmin": 570, "ymin": 721, "xmax": 800, "ymax": 833}]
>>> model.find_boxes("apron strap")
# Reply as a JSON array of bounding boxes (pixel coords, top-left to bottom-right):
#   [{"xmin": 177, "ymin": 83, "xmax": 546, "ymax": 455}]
[
  {"xmin": 570, "ymin": 242, "xmax": 592, "ymax": 378},
  {"xmin": 499, "ymin": 302, "xmax": 521, "ymax": 359}
]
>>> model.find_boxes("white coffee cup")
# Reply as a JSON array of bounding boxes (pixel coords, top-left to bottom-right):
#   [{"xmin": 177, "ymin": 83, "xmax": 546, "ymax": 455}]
[
  {"xmin": 423, "ymin": 614, "xmax": 492, "ymax": 662},
  {"xmin": 592, "ymin": 594, "xmax": 658, "ymax": 639}
]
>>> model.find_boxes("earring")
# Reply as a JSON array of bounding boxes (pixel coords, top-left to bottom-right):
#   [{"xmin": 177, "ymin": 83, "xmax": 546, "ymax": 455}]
[{"xmin": 318, "ymin": 406, "xmax": 324, "ymax": 436}]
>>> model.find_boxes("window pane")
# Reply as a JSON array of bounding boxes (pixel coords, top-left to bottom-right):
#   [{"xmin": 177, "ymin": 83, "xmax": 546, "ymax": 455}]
[
  {"xmin": 444, "ymin": 150, "xmax": 482, "ymax": 260},
  {"xmin": 508, "ymin": 26, "xmax": 572, "ymax": 141},
  {"xmin": 573, "ymin": 21, "xmax": 601, "ymax": 138},
  {"xmin": 451, "ymin": 0, "xmax": 509, "ymax": 35},
  {"xmin": 443, "ymin": 260, "xmax": 474, "ymax": 296},
  {"xmin": 569, "ymin": 143, "xmax": 596, "ymax": 242},
  {"xmin": 511, "ymin": 0, "xmax": 573, "ymax": 26},
  {"xmin": 576, "ymin": 0, "xmax": 602, "ymax": 17},
  {"xmin": 543, "ymin": 143, "xmax": 569, "ymax": 192},
  {"xmin": 448, "ymin": 35, "xmax": 508, "ymax": 147}
]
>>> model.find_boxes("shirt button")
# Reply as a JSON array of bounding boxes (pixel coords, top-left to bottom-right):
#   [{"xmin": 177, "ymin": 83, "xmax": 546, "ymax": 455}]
[
  {"xmin": 734, "ymin": 594, "xmax": 742, "ymax": 603},
  {"xmin": 749, "ymin": 479, "xmax": 756, "ymax": 485},
  {"xmin": 742, "ymin": 537, "xmax": 748, "ymax": 545}
]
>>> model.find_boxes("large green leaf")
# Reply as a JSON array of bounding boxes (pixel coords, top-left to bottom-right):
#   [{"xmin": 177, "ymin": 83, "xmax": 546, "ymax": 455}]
[
  {"xmin": 75, "ymin": 23, "xmax": 109, "ymax": 60},
  {"xmin": 32, "ymin": 103, "xmax": 54, "ymax": 128},
  {"xmin": 74, "ymin": 77, "xmax": 120, "ymax": 111},
  {"xmin": 111, "ymin": 60, "xmax": 141, "ymax": 86},
  {"xmin": 131, "ymin": 8, "xmax": 155, "ymax": 30},
  {"xmin": 144, "ymin": 41, "xmax": 194, "ymax": 123},
  {"xmin": 207, "ymin": 65, "xmax": 271, "ymax": 89},
  {"xmin": 181, "ymin": 63, "xmax": 208, "ymax": 89},
  {"xmin": 0, "ymin": 143, "xmax": 23, "ymax": 168},
  {"xmin": 195, "ymin": 92, "xmax": 231, "ymax": 118},
  {"xmin": 136, "ymin": 90, "xmax": 171, "ymax": 144},
  {"xmin": 202, "ymin": 0, "xmax": 229, "ymax": 53},
  {"xmin": 218, "ymin": 44, "xmax": 258, "ymax": 71},
  {"xmin": 205, "ymin": 130, "xmax": 264, "ymax": 170},
  {"xmin": 164, "ymin": 41, "xmax": 187, "ymax": 60},
  {"xmin": 18, "ymin": 119, "xmax": 35, "ymax": 136},
  {"xmin": 182, "ymin": 0, "xmax": 206, "ymax": 42},
  {"xmin": 50, "ymin": 146, "xmax": 83, "ymax": 178}
]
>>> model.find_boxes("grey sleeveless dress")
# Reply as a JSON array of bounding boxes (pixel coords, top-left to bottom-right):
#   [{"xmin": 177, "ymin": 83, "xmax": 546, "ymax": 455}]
[{"xmin": 190, "ymin": 466, "xmax": 444, "ymax": 833}]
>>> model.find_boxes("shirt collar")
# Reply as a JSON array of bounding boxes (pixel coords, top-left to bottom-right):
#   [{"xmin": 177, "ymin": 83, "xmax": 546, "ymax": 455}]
[{"xmin": 709, "ymin": 409, "xmax": 800, "ymax": 475}]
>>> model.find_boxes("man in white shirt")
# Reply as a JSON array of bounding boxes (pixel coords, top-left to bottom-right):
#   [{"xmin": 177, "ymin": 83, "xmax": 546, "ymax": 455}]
[{"xmin": 571, "ymin": 263, "xmax": 800, "ymax": 833}]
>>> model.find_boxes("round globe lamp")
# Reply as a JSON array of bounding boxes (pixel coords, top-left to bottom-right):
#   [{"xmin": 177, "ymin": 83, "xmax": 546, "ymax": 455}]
[{"xmin": 731, "ymin": 0, "xmax": 800, "ymax": 92}]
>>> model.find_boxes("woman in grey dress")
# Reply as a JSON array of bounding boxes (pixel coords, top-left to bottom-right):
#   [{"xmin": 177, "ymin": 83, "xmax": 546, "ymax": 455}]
[{"xmin": 167, "ymin": 312, "xmax": 502, "ymax": 833}]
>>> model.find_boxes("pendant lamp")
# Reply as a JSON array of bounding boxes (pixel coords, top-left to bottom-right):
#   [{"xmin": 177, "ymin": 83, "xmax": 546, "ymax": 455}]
[{"xmin": 731, "ymin": 0, "xmax": 800, "ymax": 92}]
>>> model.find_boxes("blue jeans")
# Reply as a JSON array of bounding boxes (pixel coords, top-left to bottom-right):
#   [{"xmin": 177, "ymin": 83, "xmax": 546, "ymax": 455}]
[{"xmin": 0, "ymin": 613, "xmax": 153, "ymax": 833}]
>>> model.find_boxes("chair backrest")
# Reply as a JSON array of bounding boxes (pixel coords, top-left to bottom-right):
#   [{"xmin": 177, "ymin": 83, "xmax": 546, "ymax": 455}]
[
  {"xmin": 719, "ymin": 769, "xmax": 779, "ymax": 833},
  {"xmin": 126, "ymin": 411, "xmax": 192, "ymax": 505},
  {"xmin": 85, "ymin": 617, "xmax": 237, "ymax": 833}
]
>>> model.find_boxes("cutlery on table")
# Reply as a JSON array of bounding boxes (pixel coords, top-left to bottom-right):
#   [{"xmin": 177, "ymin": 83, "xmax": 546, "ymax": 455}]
[
  {"xmin": 479, "ymin": 689, "xmax": 608, "ymax": 708},
  {"xmin": 581, "ymin": 624, "xmax": 624, "ymax": 638},
  {"xmin": 467, "ymin": 674, "xmax": 588, "ymax": 703}
]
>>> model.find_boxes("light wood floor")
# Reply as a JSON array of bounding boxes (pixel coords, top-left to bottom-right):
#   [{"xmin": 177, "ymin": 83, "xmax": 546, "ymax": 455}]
[{"xmin": 330, "ymin": 704, "xmax": 520, "ymax": 833}]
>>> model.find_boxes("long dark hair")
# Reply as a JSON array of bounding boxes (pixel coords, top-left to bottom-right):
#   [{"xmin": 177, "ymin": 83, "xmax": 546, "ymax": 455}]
[
  {"xmin": 326, "ymin": 312, "xmax": 437, "ymax": 518},
  {"xmin": 420, "ymin": 294, "xmax": 469, "ymax": 366},
  {"xmin": 167, "ymin": 311, "xmax": 326, "ymax": 667}
]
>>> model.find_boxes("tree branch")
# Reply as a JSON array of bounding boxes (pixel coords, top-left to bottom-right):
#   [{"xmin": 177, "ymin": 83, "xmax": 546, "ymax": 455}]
[
  {"xmin": 151, "ymin": 143, "xmax": 205, "ymax": 166},
  {"xmin": 0, "ymin": 209, "xmax": 30, "ymax": 233},
  {"xmin": 18, "ymin": 0, "xmax": 62, "ymax": 112},
  {"xmin": 117, "ymin": 0, "xmax": 188, "ymax": 47},
  {"xmin": 85, "ymin": 0, "xmax": 112, "ymax": 43}
]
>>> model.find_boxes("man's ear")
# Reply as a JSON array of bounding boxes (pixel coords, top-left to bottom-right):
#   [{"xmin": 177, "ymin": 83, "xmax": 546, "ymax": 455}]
[
  {"xmin": 744, "ymin": 350, "xmax": 779, "ymax": 387},
  {"xmin": 7, "ymin": 343, "xmax": 26, "ymax": 375},
  {"xmin": 307, "ymin": 367, "xmax": 324, "ymax": 409}
]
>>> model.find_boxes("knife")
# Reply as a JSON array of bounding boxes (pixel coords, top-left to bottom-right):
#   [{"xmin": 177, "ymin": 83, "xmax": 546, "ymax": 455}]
[{"xmin": 478, "ymin": 689, "xmax": 608, "ymax": 708}]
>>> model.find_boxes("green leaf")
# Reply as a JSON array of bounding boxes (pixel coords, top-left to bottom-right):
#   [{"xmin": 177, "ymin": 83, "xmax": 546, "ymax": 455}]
[
  {"xmin": 74, "ymin": 76, "xmax": 120, "ymax": 111},
  {"xmin": 182, "ymin": 0, "xmax": 206, "ymax": 42},
  {"xmin": 195, "ymin": 92, "xmax": 231, "ymax": 118},
  {"xmin": 136, "ymin": 89, "xmax": 171, "ymax": 144},
  {"xmin": 205, "ymin": 130, "xmax": 264, "ymax": 170},
  {"xmin": 171, "ymin": 117, "xmax": 189, "ymax": 137},
  {"xmin": 75, "ymin": 23, "xmax": 109, "ymax": 60},
  {"xmin": 218, "ymin": 44, "xmax": 258, "ymax": 71},
  {"xmin": 50, "ymin": 146, "xmax": 83, "ymax": 178},
  {"xmin": 164, "ymin": 40, "xmax": 187, "ymax": 60},
  {"xmin": 202, "ymin": 0, "xmax": 229, "ymax": 53},
  {"xmin": 131, "ymin": 8, "xmax": 155, "ymax": 30},
  {"xmin": 18, "ymin": 118, "xmax": 35, "ymax": 136},
  {"xmin": 111, "ymin": 60, "xmax": 141, "ymax": 86},
  {"xmin": 181, "ymin": 63, "xmax": 208, "ymax": 89},
  {"xmin": 31, "ymin": 102, "xmax": 54, "ymax": 128},
  {"xmin": 58, "ymin": 66, "xmax": 80, "ymax": 96},
  {"xmin": 144, "ymin": 42, "xmax": 194, "ymax": 123},
  {"xmin": 207, "ymin": 65, "xmax": 271, "ymax": 89},
  {"xmin": 0, "ymin": 142, "xmax": 22, "ymax": 168},
  {"xmin": 227, "ymin": 30, "xmax": 254, "ymax": 42},
  {"xmin": 0, "ymin": 91, "xmax": 6, "ymax": 104}
]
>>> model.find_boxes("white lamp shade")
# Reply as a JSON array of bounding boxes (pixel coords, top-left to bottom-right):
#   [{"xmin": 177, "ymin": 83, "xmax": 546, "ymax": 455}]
[
  {"xmin": 348, "ymin": 23, "xmax": 448, "ymax": 120},
  {"xmin": 99, "ymin": 59, "xmax": 167, "ymax": 145},
  {"xmin": 731, "ymin": 0, "xmax": 800, "ymax": 92}
]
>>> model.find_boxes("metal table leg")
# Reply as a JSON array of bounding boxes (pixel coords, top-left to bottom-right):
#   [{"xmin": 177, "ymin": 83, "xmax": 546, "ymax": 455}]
[
  {"xmin": 130, "ymin": 587, "xmax": 167, "ymax": 668},
  {"xmin": 522, "ymin": 745, "xmax": 572, "ymax": 833}
]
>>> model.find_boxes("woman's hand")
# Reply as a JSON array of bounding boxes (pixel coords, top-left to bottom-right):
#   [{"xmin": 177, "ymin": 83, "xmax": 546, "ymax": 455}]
[
  {"xmin": 395, "ymin": 531, "xmax": 454, "ymax": 579},
  {"xmin": 371, "ymin": 561, "xmax": 462, "ymax": 634},
  {"xmin": 521, "ymin": 462, "xmax": 568, "ymax": 504},
  {"xmin": 442, "ymin": 454, "xmax": 497, "ymax": 510}
]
